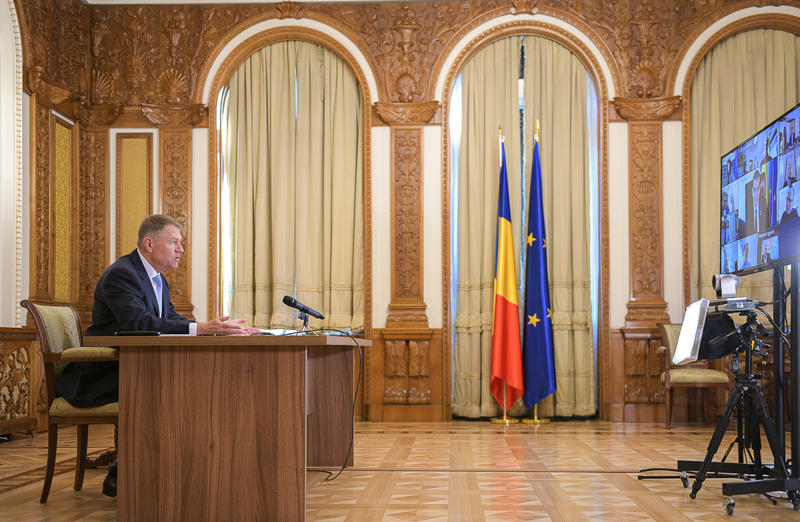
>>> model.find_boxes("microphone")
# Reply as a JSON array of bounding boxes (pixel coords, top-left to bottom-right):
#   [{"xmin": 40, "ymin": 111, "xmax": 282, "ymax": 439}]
[{"xmin": 282, "ymin": 295, "xmax": 325, "ymax": 320}]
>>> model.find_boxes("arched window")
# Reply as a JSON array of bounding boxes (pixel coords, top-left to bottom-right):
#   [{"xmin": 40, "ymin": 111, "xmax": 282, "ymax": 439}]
[
  {"xmin": 217, "ymin": 40, "xmax": 364, "ymax": 331},
  {"xmin": 449, "ymin": 35, "xmax": 599, "ymax": 419}
]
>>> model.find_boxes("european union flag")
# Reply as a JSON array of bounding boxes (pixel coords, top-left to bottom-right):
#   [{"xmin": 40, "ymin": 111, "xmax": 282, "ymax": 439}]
[{"xmin": 522, "ymin": 139, "xmax": 557, "ymax": 408}]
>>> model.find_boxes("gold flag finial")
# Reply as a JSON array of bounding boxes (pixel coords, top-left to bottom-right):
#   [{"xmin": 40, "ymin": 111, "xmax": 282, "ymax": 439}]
[
  {"xmin": 498, "ymin": 124, "xmax": 504, "ymax": 167},
  {"xmin": 535, "ymin": 120, "xmax": 540, "ymax": 143}
]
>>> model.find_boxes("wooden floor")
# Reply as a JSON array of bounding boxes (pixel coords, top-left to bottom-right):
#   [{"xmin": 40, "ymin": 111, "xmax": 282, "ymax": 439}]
[{"xmin": 0, "ymin": 420, "xmax": 797, "ymax": 520}]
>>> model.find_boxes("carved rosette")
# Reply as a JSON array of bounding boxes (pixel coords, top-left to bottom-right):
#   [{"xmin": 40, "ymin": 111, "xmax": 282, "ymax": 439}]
[
  {"xmin": 78, "ymin": 129, "xmax": 109, "ymax": 313},
  {"xmin": 159, "ymin": 128, "xmax": 193, "ymax": 318}
]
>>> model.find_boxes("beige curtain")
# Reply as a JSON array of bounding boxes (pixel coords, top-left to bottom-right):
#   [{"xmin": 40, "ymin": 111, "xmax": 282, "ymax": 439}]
[
  {"xmin": 453, "ymin": 37, "xmax": 522, "ymax": 418},
  {"xmin": 223, "ymin": 41, "xmax": 363, "ymax": 330},
  {"xmin": 523, "ymin": 36, "xmax": 594, "ymax": 417},
  {"xmin": 691, "ymin": 29, "xmax": 800, "ymax": 304}
]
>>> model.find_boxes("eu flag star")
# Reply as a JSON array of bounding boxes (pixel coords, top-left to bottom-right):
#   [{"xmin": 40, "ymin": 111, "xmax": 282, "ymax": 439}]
[
  {"xmin": 542, "ymin": 238, "xmax": 547, "ymax": 248},
  {"xmin": 527, "ymin": 233, "xmax": 536, "ymax": 246},
  {"xmin": 547, "ymin": 308, "xmax": 552, "ymax": 318},
  {"xmin": 528, "ymin": 313, "xmax": 540, "ymax": 327}
]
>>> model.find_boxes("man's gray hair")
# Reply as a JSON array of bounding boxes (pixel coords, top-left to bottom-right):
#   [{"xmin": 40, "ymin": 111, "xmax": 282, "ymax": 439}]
[{"xmin": 137, "ymin": 214, "xmax": 183, "ymax": 247}]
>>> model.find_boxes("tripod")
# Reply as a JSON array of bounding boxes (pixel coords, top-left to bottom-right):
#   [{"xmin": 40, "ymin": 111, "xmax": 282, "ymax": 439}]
[{"xmin": 685, "ymin": 312, "xmax": 800, "ymax": 512}]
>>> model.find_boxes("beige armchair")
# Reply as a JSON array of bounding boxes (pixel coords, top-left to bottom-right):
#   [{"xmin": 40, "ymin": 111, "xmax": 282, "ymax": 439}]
[
  {"xmin": 659, "ymin": 323, "xmax": 732, "ymax": 429},
  {"xmin": 20, "ymin": 300, "xmax": 118, "ymax": 503}
]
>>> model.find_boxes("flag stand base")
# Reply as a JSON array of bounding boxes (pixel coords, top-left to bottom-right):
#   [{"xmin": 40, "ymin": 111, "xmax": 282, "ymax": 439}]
[
  {"xmin": 521, "ymin": 404, "xmax": 550, "ymax": 424},
  {"xmin": 490, "ymin": 416, "xmax": 519, "ymax": 425},
  {"xmin": 521, "ymin": 417, "xmax": 550, "ymax": 425}
]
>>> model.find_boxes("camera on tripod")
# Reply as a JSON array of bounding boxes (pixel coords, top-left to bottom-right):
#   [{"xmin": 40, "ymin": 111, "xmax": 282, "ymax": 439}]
[{"xmin": 672, "ymin": 274, "xmax": 764, "ymax": 366}]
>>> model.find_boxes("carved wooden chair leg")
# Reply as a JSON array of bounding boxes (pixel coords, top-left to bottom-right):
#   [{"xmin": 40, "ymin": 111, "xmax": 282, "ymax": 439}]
[
  {"xmin": 666, "ymin": 388, "xmax": 673, "ymax": 429},
  {"xmin": 40, "ymin": 422, "xmax": 58, "ymax": 503},
  {"xmin": 74, "ymin": 424, "xmax": 88, "ymax": 490}
]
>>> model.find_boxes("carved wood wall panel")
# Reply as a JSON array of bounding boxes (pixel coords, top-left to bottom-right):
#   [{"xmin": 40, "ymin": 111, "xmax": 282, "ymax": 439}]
[
  {"xmin": 159, "ymin": 127, "xmax": 193, "ymax": 319},
  {"xmin": 30, "ymin": 100, "xmax": 52, "ymax": 302},
  {"xmin": 623, "ymin": 334, "xmax": 664, "ymax": 404},
  {"xmin": 14, "ymin": 0, "xmax": 800, "ymax": 424},
  {"xmin": 0, "ymin": 328, "xmax": 40, "ymax": 436},
  {"xmin": 77, "ymin": 127, "xmax": 110, "ymax": 321}
]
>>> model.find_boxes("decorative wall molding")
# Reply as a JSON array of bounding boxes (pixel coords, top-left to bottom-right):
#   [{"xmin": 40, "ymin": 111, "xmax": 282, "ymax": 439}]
[
  {"xmin": 141, "ymin": 103, "xmax": 205, "ymax": 126},
  {"xmin": 159, "ymin": 127, "xmax": 193, "ymax": 319},
  {"xmin": 613, "ymin": 96, "xmax": 681, "ymax": 121},
  {"xmin": 374, "ymin": 101, "xmax": 439, "ymax": 126},
  {"xmin": 77, "ymin": 127, "xmax": 109, "ymax": 320},
  {"xmin": 72, "ymin": 98, "xmax": 121, "ymax": 126},
  {"xmin": 626, "ymin": 121, "xmax": 669, "ymax": 325}
]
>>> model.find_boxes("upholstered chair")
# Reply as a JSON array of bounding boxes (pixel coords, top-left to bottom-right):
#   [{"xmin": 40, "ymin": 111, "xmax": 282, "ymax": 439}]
[
  {"xmin": 658, "ymin": 323, "xmax": 732, "ymax": 429},
  {"xmin": 20, "ymin": 300, "xmax": 118, "ymax": 503}
]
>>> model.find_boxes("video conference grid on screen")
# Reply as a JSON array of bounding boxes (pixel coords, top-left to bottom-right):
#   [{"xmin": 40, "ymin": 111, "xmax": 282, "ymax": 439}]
[{"xmin": 720, "ymin": 103, "xmax": 800, "ymax": 275}]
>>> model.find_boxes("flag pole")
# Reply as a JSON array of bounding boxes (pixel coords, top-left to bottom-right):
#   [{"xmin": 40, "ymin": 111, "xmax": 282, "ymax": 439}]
[
  {"xmin": 522, "ymin": 119, "xmax": 552, "ymax": 426},
  {"xmin": 491, "ymin": 124, "xmax": 518, "ymax": 426}
]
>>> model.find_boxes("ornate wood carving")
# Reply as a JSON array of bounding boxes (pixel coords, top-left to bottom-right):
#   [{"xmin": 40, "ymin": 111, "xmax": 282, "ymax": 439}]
[
  {"xmin": 141, "ymin": 104, "xmax": 205, "ymax": 126},
  {"xmin": 27, "ymin": 66, "xmax": 72, "ymax": 106},
  {"xmin": 72, "ymin": 98, "xmax": 121, "ymax": 126},
  {"xmin": 387, "ymin": 127, "xmax": 428, "ymax": 327},
  {"xmin": 77, "ymin": 128, "xmax": 109, "ymax": 317},
  {"xmin": 383, "ymin": 336, "xmax": 432, "ymax": 405},
  {"xmin": 614, "ymin": 96, "xmax": 680, "ymax": 121},
  {"xmin": 0, "ymin": 328, "xmax": 40, "ymax": 436},
  {"xmin": 626, "ymin": 122, "xmax": 669, "ymax": 325},
  {"xmin": 159, "ymin": 127, "xmax": 193, "ymax": 319},
  {"xmin": 30, "ymin": 102, "xmax": 52, "ymax": 301},
  {"xmin": 18, "ymin": 0, "xmax": 89, "ymax": 101},
  {"xmin": 374, "ymin": 101, "xmax": 439, "ymax": 126},
  {"xmin": 622, "ymin": 331, "xmax": 664, "ymax": 404}
]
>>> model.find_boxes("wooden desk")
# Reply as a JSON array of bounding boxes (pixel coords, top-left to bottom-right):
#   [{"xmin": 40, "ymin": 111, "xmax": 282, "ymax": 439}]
[{"xmin": 85, "ymin": 335, "xmax": 367, "ymax": 521}]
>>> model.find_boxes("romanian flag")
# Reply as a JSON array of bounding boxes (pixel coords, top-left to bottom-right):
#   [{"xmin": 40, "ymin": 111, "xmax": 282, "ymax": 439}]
[
  {"xmin": 522, "ymin": 138, "xmax": 557, "ymax": 408},
  {"xmin": 490, "ymin": 141, "xmax": 524, "ymax": 409}
]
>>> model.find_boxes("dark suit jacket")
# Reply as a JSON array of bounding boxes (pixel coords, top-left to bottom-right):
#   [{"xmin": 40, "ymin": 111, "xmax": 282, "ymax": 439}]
[
  {"xmin": 86, "ymin": 249, "xmax": 190, "ymax": 336},
  {"xmin": 55, "ymin": 250, "xmax": 191, "ymax": 407},
  {"xmin": 745, "ymin": 181, "xmax": 769, "ymax": 235}
]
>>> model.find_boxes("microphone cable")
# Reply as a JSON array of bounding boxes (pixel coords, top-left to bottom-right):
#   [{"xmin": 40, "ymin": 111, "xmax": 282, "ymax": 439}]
[{"xmin": 280, "ymin": 327, "xmax": 363, "ymax": 481}]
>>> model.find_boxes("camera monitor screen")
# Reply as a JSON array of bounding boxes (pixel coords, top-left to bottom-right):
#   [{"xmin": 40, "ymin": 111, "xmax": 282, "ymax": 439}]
[{"xmin": 720, "ymin": 102, "xmax": 800, "ymax": 275}]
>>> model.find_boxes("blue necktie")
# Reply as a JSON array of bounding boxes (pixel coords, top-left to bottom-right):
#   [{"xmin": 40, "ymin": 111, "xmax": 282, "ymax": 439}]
[{"xmin": 153, "ymin": 275, "xmax": 162, "ymax": 318}]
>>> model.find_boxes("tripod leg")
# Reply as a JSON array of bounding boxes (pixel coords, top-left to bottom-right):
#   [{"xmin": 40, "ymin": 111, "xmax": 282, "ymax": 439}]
[
  {"xmin": 690, "ymin": 383, "xmax": 743, "ymax": 498},
  {"xmin": 748, "ymin": 393, "xmax": 763, "ymax": 479},
  {"xmin": 751, "ymin": 384, "xmax": 791, "ymax": 479}
]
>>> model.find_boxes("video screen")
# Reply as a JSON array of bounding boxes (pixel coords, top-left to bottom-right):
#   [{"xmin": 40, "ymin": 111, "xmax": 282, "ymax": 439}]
[{"xmin": 720, "ymin": 103, "xmax": 800, "ymax": 275}]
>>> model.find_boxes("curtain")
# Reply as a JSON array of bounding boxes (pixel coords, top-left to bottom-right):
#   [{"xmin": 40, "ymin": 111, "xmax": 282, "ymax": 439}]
[
  {"xmin": 453, "ymin": 37, "xmax": 522, "ymax": 418},
  {"xmin": 691, "ymin": 30, "xmax": 800, "ymax": 304},
  {"xmin": 523, "ymin": 36, "xmax": 594, "ymax": 417},
  {"xmin": 223, "ymin": 41, "xmax": 364, "ymax": 330}
]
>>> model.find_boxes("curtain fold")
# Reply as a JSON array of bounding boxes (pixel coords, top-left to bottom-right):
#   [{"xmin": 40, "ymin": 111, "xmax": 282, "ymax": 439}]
[
  {"xmin": 524, "ymin": 36, "xmax": 594, "ymax": 417},
  {"xmin": 453, "ymin": 37, "xmax": 522, "ymax": 418},
  {"xmin": 690, "ymin": 30, "xmax": 800, "ymax": 304},
  {"xmin": 223, "ymin": 41, "xmax": 363, "ymax": 330}
]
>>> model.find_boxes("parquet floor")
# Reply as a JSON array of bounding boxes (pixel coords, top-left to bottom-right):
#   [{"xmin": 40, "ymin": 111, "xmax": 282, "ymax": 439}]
[{"xmin": 0, "ymin": 420, "xmax": 797, "ymax": 520}]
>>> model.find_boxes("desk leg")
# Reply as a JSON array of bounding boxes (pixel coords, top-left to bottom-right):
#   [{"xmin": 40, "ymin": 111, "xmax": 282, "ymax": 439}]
[{"xmin": 307, "ymin": 346, "xmax": 354, "ymax": 467}]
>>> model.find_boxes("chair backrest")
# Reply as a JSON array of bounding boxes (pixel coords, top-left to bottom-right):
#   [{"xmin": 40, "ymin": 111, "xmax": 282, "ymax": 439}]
[
  {"xmin": 20, "ymin": 300, "xmax": 84, "ymax": 355},
  {"xmin": 659, "ymin": 323, "xmax": 682, "ymax": 360}
]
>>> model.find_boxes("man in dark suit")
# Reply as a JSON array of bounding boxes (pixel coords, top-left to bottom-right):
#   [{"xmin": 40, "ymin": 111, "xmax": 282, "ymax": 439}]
[
  {"xmin": 746, "ymin": 172, "xmax": 769, "ymax": 235},
  {"xmin": 55, "ymin": 214, "xmax": 258, "ymax": 496},
  {"xmin": 780, "ymin": 189, "xmax": 799, "ymax": 224}
]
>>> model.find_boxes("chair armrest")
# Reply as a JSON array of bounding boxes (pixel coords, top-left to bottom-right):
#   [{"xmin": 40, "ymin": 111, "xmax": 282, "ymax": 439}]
[{"xmin": 59, "ymin": 346, "xmax": 118, "ymax": 362}]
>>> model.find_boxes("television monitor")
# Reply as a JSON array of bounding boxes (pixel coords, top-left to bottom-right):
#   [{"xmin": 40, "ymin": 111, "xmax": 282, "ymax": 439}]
[{"xmin": 720, "ymin": 102, "xmax": 800, "ymax": 275}]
